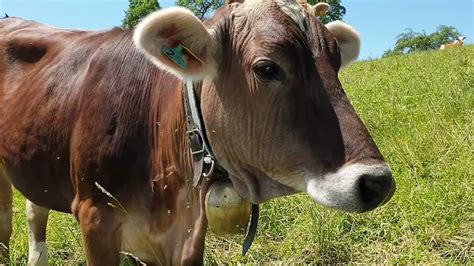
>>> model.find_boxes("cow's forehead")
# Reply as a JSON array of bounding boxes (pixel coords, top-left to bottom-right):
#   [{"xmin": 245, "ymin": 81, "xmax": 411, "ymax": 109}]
[{"xmin": 234, "ymin": 0, "xmax": 306, "ymax": 32}]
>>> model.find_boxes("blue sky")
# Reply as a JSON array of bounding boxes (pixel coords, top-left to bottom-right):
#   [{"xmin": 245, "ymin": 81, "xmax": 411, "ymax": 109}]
[{"xmin": 0, "ymin": 0, "xmax": 472, "ymax": 59}]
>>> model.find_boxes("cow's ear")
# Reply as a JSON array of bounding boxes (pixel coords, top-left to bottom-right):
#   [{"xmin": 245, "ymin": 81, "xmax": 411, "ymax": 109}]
[
  {"xmin": 314, "ymin": 3, "xmax": 330, "ymax": 17},
  {"xmin": 325, "ymin": 21, "xmax": 361, "ymax": 69},
  {"xmin": 133, "ymin": 7, "xmax": 216, "ymax": 80}
]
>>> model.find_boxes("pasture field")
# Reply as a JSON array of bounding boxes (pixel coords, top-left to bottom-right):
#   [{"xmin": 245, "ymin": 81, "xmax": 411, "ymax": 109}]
[{"xmin": 7, "ymin": 46, "xmax": 473, "ymax": 264}]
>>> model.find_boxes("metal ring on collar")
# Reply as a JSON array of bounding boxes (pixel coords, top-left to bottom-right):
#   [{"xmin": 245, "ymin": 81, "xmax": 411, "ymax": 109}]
[{"xmin": 203, "ymin": 156, "xmax": 215, "ymax": 177}]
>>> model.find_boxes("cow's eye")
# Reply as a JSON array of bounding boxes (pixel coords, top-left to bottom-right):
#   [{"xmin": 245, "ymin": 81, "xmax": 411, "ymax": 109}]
[{"xmin": 253, "ymin": 60, "xmax": 284, "ymax": 81}]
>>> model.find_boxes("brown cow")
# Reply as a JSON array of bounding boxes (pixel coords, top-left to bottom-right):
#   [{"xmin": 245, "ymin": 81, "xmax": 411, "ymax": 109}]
[{"xmin": 0, "ymin": 0, "xmax": 395, "ymax": 264}]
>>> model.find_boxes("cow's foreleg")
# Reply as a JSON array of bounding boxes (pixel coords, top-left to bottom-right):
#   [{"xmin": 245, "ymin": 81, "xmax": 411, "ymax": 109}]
[
  {"xmin": 74, "ymin": 198, "xmax": 123, "ymax": 266},
  {"xmin": 0, "ymin": 167, "xmax": 12, "ymax": 264},
  {"xmin": 26, "ymin": 200, "xmax": 49, "ymax": 266}
]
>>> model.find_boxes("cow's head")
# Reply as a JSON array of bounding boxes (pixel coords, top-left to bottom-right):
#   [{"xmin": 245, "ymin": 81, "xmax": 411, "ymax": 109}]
[{"xmin": 134, "ymin": 0, "xmax": 395, "ymax": 213}]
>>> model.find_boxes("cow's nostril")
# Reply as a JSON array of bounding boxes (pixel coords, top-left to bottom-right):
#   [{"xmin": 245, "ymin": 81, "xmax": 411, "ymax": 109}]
[{"xmin": 358, "ymin": 172, "xmax": 394, "ymax": 211}]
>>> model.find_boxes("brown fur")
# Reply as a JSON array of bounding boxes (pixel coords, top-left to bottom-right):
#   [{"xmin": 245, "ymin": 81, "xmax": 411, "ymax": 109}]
[{"xmin": 0, "ymin": 2, "xmax": 393, "ymax": 264}]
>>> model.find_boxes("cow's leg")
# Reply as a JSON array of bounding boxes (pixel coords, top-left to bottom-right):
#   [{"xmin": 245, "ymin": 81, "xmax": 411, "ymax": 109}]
[
  {"xmin": 74, "ymin": 198, "xmax": 123, "ymax": 266},
  {"xmin": 0, "ymin": 168, "xmax": 12, "ymax": 264},
  {"xmin": 26, "ymin": 200, "xmax": 49, "ymax": 266}
]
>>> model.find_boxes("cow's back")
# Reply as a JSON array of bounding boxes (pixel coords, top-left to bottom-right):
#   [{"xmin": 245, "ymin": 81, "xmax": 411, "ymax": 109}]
[{"xmin": 0, "ymin": 18, "xmax": 164, "ymax": 212}]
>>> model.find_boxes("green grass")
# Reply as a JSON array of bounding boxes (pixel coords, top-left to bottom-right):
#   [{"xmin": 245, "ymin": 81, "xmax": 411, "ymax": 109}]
[{"xmin": 8, "ymin": 46, "xmax": 474, "ymax": 264}]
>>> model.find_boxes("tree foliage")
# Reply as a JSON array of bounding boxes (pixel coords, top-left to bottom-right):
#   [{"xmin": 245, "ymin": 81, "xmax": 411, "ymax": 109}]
[
  {"xmin": 383, "ymin": 25, "xmax": 462, "ymax": 57},
  {"xmin": 122, "ymin": 0, "xmax": 161, "ymax": 29},
  {"xmin": 175, "ymin": 0, "xmax": 224, "ymax": 19},
  {"xmin": 176, "ymin": 0, "xmax": 345, "ymax": 21},
  {"xmin": 308, "ymin": 0, "xmax": 346, "ymax": 24}
]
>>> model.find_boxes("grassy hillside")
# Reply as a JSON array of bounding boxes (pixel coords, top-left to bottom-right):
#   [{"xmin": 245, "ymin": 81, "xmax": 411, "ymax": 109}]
[{"xmin": 7, "ymin": 46, "xmax": 473, "ymax": 264}]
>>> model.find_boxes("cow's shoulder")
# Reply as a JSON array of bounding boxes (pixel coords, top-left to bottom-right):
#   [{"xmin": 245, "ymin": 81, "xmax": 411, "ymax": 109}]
[{"xmin": 0, "ymin": 18, "xmax": 125, "ymax": 66}]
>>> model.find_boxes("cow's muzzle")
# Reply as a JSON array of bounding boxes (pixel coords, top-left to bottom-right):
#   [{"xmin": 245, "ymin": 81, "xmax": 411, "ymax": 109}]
[
  {"xmin": 306, "ymin": 163, "xmax": 395, "ymax": 213},
  {"xmin": 358, "ymin": 169, "xmax": 395, "ymax": 212}
]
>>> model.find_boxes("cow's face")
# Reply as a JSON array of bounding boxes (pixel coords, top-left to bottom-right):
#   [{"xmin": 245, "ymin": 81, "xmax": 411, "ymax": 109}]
[{"xmin": 134, "ymin": 0, "xmax": 395, "ymax": 212}]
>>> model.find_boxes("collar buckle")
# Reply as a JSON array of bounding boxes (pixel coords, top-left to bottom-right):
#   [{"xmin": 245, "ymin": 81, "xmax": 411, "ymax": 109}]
[{"xmin": 186, "ymin": 128, "xmax": 206, "ymax": 155}]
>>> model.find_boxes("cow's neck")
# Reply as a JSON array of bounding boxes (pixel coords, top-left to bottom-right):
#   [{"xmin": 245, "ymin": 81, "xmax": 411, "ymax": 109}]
[{"xmin": 148, "ymin": 76, "xmax": 208, "ymax": 263}]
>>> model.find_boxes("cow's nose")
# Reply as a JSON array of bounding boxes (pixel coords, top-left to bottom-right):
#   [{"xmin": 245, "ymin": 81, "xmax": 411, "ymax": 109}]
[{"xmin": 358, "ymin": 171, "xmax": 395, "ymax": 212}]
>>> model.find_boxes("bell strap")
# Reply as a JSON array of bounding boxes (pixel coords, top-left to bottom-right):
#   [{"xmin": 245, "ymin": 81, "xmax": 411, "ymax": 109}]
[
  {"xmin": 242, "ymin": 204, "xmax": 259, "ymax": 255},
  {"xmin": 182, "ymin": 80, "xmax": 216, "ymax": 186}
]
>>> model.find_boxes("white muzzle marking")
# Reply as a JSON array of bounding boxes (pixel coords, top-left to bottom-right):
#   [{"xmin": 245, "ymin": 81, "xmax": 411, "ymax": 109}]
[{"xmin": 306, "ymin": 163, "xmax": 392, "ymax": 212}]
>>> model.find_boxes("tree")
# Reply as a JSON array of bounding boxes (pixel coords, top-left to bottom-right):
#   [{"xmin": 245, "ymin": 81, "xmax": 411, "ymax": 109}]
[
  {"xmin": 122, "ymin": 0, "xmax": 161, "ymax": 29},
  {"xmin": 175, "ymin": 0, "xmax": 224, "ymax": 19},
  {"xmin": 383, "ymin": 25, "xmax": 462, "ymax": 57},
  {"xmin": 308, "ymin": 0, "xmax": 346, "ymax": 24},
  {"xmin": 176, "ymin": 0, "xmax": 345, "ymax": 21},
  {"xmin": 432, "ymin": 25, "xmax": 462, "ymax": 47}
]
